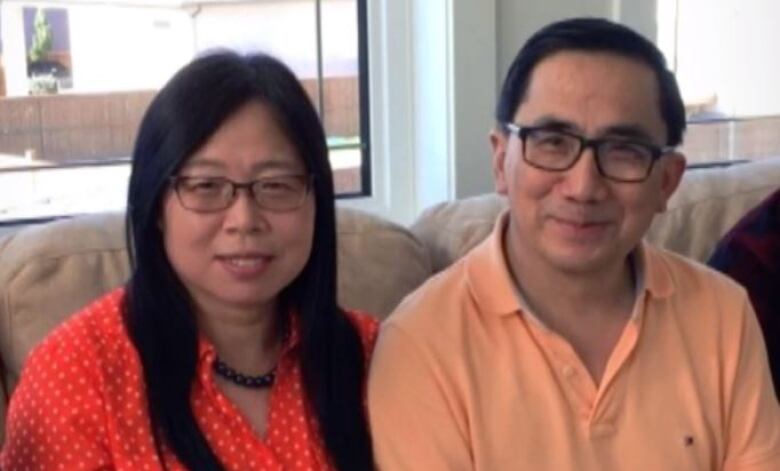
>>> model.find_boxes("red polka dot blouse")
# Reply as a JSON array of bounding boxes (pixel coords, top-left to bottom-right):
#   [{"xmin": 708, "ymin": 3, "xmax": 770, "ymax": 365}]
[{"xmin": 1, "ymin": 289, "xmax": 378, "ymax": 470}]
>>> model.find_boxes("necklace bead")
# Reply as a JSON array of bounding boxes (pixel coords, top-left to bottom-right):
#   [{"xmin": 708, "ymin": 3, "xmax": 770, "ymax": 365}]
[{"xmin": 213, "ymin": 357, "xmax": 276, "ymax": 389}]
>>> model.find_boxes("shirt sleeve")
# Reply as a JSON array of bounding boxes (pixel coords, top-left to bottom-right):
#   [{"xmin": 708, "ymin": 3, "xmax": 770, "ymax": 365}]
[
  {"xmin": 368, "ymin": 322, "xmax": 473, "ymax": 471},
  {"xmin": 722, "ymin": 297, "xmax": 780, "ymax": 471},
  {"xmin": 0, "ymin": 333, "xmax": 112, "ymax": 470}
]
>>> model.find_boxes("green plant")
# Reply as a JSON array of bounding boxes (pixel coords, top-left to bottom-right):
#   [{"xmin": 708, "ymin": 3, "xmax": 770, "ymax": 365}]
[
  {"xmin": 29, "ymin": 73, "xmax": 58, "ymax": 95},
  {"xmin": 28, "ymin": 8, "xmax": 52, "ymax": 63}
]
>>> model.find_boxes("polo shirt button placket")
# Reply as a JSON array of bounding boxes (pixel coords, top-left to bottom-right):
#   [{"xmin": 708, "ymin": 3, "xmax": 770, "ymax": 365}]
[{"xmin": 589, "ymin": 422, "xmax": 617, "ymax": 438}]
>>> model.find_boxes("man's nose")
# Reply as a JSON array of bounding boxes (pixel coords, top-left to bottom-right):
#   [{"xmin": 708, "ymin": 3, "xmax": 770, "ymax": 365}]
[{"xmin": 559, "ymin": 146, "xmax": 609, "ymax": 202}]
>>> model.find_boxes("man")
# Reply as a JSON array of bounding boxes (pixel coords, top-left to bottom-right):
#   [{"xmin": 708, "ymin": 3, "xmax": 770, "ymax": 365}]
[
  {"xmin": 709, "ymin": 188, "xmax": 780, "ymax": 397},
  {"xmin": 368, "ymin": 18, "xmax": 780, "ymax": 470}
]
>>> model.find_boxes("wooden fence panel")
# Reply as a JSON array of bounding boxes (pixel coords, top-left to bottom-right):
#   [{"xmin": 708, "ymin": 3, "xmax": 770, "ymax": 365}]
[{"xmin": 0, "ymin": 76, "xmax": 359, "ymax": 165}]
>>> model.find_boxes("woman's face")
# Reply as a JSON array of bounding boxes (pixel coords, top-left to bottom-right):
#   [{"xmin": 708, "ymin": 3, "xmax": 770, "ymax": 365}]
[{"xmin": 160, "ymin": 100, "xmax": 315, "ymax": 319}]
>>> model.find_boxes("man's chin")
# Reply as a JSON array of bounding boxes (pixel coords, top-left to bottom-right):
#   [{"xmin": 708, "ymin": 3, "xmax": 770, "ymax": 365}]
[{"xmin": 541, "ymin": 245, "xmax": 617, "ymax": 275}]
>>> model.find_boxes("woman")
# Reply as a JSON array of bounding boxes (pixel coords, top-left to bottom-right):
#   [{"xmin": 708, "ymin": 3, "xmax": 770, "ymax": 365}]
[{"xmin": 1, "ymin": 52, "xmax": 376, "ymax": 470}]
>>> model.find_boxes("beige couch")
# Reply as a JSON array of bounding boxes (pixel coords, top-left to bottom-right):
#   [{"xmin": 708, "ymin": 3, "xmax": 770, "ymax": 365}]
[{"xmin": 1, "ymin": 157, "xmax": 779, "ymax": 443}]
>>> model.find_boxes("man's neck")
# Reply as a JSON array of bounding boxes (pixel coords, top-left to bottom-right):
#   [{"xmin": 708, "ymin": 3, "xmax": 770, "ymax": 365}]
[
  {"xmin": 503, "ymin": 227, "xmax": 637, "ymax": 384},
  {"xmin": 504, "ymin": 232, "xmax": 636, "ymax": 320}
]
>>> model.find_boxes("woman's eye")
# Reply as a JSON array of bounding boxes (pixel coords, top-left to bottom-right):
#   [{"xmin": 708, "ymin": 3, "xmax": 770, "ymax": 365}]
[
  {"xmin": 259, "ymin": 177, "xmax": 302, "ymax": 193},
  {"xmin": 185, "ymin": 179, "xmax": 223, "ymax": 193},
  {"xmin": 262, "ymin": 182, "xmax": 293, "ymax": 192}
]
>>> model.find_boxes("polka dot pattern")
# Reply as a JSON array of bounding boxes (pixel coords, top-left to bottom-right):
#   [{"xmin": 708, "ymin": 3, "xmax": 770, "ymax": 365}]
[{"xmin": 1, "ymin": 288, "xmax": 379, "ymax": 470}]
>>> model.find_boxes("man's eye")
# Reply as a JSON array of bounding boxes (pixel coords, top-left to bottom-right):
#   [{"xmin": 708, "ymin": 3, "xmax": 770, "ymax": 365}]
[
  {"xmin": 532, "ymin": 132, "xmax": 571, "ymax": 150},
  {"xmin": 540, "ymin": 136, "xmax": 566, "ymax": 146},
  {"xmin": 605, "ymin": 143, "xmax": 651, "ymax": 162}
]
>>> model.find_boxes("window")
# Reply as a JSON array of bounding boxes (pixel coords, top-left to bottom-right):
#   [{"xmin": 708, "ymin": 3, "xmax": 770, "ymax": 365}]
[
  {"xmin": 0, "ymin": 0, "xmax": 369, "ymax": 224},
  {"xmin": 657, "ymin": 0, "xmax": 780, "ymax": 165}
]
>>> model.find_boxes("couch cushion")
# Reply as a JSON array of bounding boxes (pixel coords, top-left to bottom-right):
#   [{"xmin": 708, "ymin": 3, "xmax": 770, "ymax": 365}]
[
  {"xmin": 410, "ymin": 194, "xmax": 506, "ymax": 272},
  {"xmin": 411, "ymin": 158, "xmax": 780, "ymax": 271},
  {"xmin": 336, "ymin": 208, "xmax": 432, "ymax": 317},
  {"xmin": 647, "ymin": 158, "xmax": 780, "ymax": 261},
  {"xmin": 0, "ymin": 212, "xmax": 129, "ymax": 445}
]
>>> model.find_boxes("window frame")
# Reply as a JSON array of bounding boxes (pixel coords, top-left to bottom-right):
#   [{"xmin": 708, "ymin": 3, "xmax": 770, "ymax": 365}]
[{"xmin": 0, "ymin": 0, "xmax": 372, "ymax": 226}]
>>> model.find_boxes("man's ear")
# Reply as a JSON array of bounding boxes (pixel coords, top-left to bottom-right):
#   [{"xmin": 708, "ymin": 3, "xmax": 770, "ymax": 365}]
[
  {"xmin": 490, "ymin": 129, "xmax": 510, "ymax": 195},
  {"xmin": 656, "ymin": 152, "xmax": 686, "ymax": 212}
]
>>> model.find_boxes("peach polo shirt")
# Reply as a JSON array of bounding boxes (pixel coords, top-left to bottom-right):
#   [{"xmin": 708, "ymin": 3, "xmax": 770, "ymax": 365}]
[
  {"xmin": 368, "ymin": 212, "xmax": 780, "ymax": 471},
  {"xmin": 1, "ymin": 288, "xmax": 378, "ymax": 470}
]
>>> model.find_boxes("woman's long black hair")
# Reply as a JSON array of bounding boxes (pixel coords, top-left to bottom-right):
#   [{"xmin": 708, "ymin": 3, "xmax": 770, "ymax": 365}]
[{"xmin": 124, "ymin": 52, "xmax": 373, "ymax": 470}]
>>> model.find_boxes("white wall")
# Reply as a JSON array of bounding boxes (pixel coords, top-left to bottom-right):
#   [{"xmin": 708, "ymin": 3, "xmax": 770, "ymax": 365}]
[
  {"xmin": 69, "ymin": 5, "xmax": 192, "ymax": 93},
  {"xmin": 1, "ymin": 3, "xmax": 30, "ymax": 96},
  {"xmin": 496, "ymin": 0, "xmax": 658, "ymax": 97},
  {"xmin": 195, "ymin": 0, "xmax": 358, "ymax": 79},
  {"xmin": 450, "ymin": 0, "xmax": 497, "ymax": 199},
  {"xmin": 342, "ymin": 0, "xmax": 498, "ymax": 223},
  {"xmin": 412, "ymin": 0, "xmax": 497, "ymax": 204},
  {"xmin": 661, "ymin": 0, "xmax": 780, "ymax": 118}
]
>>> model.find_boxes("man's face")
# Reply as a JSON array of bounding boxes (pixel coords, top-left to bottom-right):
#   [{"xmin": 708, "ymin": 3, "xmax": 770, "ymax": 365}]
[{"xmin": 491, "ymin": 51, "xmax": 685, "ymax": 276}]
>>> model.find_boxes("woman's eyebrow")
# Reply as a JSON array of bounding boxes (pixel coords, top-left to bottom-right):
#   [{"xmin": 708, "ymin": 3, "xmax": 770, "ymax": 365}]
[{"xmin": 181, "ymin": 158, "xmax": 225, "ymax": 170}]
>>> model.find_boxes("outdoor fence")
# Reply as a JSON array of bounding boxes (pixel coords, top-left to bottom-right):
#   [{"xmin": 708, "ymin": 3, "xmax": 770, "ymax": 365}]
[
  {"xmin": 682, "ymin": 116, "xmax": 780, "ymax": 164},
  {"xmin": 0, "ymin": 76, "xmax": 361, "ymax": 164}
]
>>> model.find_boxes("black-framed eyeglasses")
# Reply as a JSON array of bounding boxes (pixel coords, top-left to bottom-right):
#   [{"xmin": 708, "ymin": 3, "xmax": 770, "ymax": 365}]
[
  {"xmin": 170, "ymin": 174, "xmax": 313, "ymax": 213},
  {"xmin": 504, "ymin": 123, "xmax": 675, "ymax": 183}
]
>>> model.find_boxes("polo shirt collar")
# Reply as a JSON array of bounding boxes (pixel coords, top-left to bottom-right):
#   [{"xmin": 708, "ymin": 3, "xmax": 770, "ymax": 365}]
[
  {"xmin": 465, "ymin": 212, "xmax": 524, "ymax": 317},
  {"xmin": 638, "ymin": 240, "xmax": 675, "ymax": 300}
]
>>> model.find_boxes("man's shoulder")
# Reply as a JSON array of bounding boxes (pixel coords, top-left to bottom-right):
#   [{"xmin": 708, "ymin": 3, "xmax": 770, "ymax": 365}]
[
  {"xmin": 646, "ymin": 245, "xmax": 751, "ymax": 323},
  {"xmin": 650, "ymin": 245, "xmax": 746, "ymax": 292}
]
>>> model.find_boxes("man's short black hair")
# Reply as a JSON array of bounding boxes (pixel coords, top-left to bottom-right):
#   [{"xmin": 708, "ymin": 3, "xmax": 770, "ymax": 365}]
[{"xmin": 496, "ymin": 17, "xmax": 686, "ymax": 146}]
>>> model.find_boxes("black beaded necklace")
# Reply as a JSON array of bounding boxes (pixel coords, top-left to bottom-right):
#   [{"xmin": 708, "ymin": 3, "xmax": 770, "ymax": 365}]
[{"xmin": 213, "ymin": 357, "xmax": 276, "ymax": 389}]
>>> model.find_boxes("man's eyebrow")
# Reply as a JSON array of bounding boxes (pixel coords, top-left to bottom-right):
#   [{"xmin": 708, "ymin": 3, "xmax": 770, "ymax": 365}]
[
  {"xmin": 526, "ymin": 118, "xmax": 657, "ymax": 142},
  {"xmin": 596, "ymin": 124, "xmax": 655, "ymax": 142},
  {"xmin": 527, "ymin": 116, "xmax": 580, "ymax": 132}
]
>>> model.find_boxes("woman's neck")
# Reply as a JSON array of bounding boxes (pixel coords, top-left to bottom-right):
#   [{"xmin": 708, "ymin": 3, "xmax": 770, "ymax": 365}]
[{"xmin": 196, "ymin": 301, "xmax": 282, "ymax": 375}]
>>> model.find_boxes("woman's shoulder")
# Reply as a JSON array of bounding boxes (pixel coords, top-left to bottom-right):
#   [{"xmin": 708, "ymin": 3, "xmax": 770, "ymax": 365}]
[
  {"xmin": 2, "ymin": 288, "xmax": 131, "ymax": 468},
  {"xmin": 23, "ymin": 288, "xmax": 130, "ymax": 378}
]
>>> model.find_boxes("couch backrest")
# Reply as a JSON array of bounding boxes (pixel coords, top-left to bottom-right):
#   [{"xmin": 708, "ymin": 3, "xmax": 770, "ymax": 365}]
[
  {"xmin": 411, "ymin": 158, "xmax": 780, "ymax": 272},
  {"xmin": 646, "ymin": 158, "xmax": 780, "ymax": 260},
  {"xmin": 0, "ymin": 207, "xmax": 431, "ymax": 443}
]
